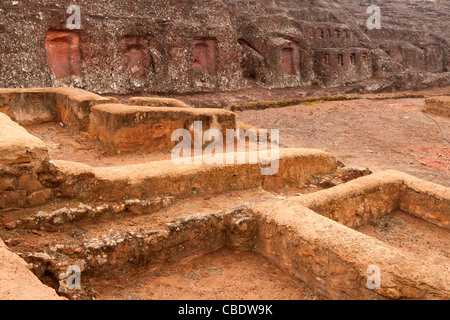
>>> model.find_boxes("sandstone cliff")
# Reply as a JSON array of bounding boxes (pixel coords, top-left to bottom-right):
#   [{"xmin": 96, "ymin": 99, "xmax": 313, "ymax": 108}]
[{"xmin": 0, "ymin": 0, "xmax": 448, "ymax": 94}]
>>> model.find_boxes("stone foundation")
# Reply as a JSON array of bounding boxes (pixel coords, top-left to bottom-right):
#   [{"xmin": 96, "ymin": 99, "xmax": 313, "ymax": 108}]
[
  {"xmin": 0, "ymin": 88, "xmax": 114, "ymax": 129},
  {"xmin": 9, "ymin": 170, "xmax": 448, "ymax": 300},
  {"xmin": 88, "ymin": 104, "xmax": 237, "ymax": 153},
  {"xmin": 424, "ymin": 96, "xmax": 450, "ymax": 118},
  {"xmin": 53, "ymin": 149, "xmax": 337, "ymax": 202},
  {"xmin": 0, "ymin": 113, "xmax": 55, "ymax": 210}
]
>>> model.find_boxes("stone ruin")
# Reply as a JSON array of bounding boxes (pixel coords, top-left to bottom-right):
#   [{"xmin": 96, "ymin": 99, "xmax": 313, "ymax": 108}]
[
  {"xmin": 0, "ymin": 0, "xmax": 449, "ymax": 301},
  {"xmin": 0, "ymin": 0, "xmax": 449, "ymax": 94},
  {"xmin": 0, "ymin": 88, "xmax": 448, "ymax": 300}
]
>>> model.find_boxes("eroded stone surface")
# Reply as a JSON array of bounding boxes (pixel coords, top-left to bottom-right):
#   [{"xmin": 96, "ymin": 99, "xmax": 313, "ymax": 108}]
[
  {"xmin": 424, "ymin": 96, "xmax": 450, "ymax": 117},
  {"xmin": 0, "ymin": 0, "xmax": 448, "ymax": 94},
  {"xmin": 45, "ymin": 30, "xmax": 81, "ymax": 81},
  {"xmin": 0, "ymin": 239, "xmax": 63, "ymax": 300}
]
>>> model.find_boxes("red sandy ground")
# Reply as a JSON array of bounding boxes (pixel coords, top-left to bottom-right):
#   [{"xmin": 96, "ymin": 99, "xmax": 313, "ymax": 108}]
[
  {"xmin": 238, "ymin": 97, "xmax": 450, "ymax": 186},
  {"xmin": 89, "ymin": 248, "xmax": 323, "ymax": 300},
  {"xmin": 356, "ymin": 210, "xmax": 450, "ymax": 265}
]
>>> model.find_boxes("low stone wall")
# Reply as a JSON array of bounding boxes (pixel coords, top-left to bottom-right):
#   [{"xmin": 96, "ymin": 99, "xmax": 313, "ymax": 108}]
[
  {"xmin": 0, "ymin": 113, "xmax": 56, "ymax": 209},
  {"xmin": 88, "ymin": 104, "xmax": 238, "ymax": 153},
  {"xmin": 53, "ymin": 88, "xmax": 115, "ymax": 131},
  {"xmin": 253, "ymin": 202, "xmax": 449, "ymax": 300},
  {"xmin": 21, "ymin": 206, "xmax": 258, "ymax": 297},
  {"xmin": 399, "ymin": 173, "xmax": 450, "ymax": 229},
  {"xmin": 279, "ymin": 170, "xmax": 449, "ymax": 229},
  {"xmin": 78, "ymin": 207, "xmax": 257, "ymax": 277},
  {"xmin": 292, "ymin": 171, "xmax": 403, "ymax": 228},
  {"xmin": 0, "ymin": 90, "xmax": 56, "ymax": 124},
  {"xmin": 128, "ymin": 97, "xmax": 193, "ymax": 108},
  {"xmin": 424, "ymin": 96, "xmax": 450, "ymax": 118},
  {"xmin": 9, "ymin": 197, "xmax": 176, "ymax": 231},
  {"xmin": 53, "ymin": 149, "xmax": 337, "ymax": 202},
  {"xmin": 250, "ymin": 170, "xmax": 450, "ymax": 299},
  {"xmin": 0, "ymin": 88, "xmax": 114, "ymax": 129}
]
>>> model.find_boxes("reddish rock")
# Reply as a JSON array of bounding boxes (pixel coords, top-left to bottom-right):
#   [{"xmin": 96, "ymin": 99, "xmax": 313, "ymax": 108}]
[
  {"xmin": 0, "ymin": 190, "xmax": 27, "ymax": 208},
  {"xmin": 0, "ymin": 178, "xmax": 16, "ymax": 192},
  {"xmin": 0, "ymin": 1, "xmax": 448, "ymax": 93},
  {"xmin": 193, "ymin": 39, "xmax": 217, "ymax": 80},
  {"xmin": 45, "ymin": 30, "xmax": 81, "ymax": 80},
  {"xmin": 123, "ymin": 36, "xmax": 153, "ymax": 80},
  {"xmin": 27, "ymin": 189, "xmax": 52, "ymax": 207},
  {"xmin": 18, "ymin": 173, "xmax": 43, "ymax": 192}
]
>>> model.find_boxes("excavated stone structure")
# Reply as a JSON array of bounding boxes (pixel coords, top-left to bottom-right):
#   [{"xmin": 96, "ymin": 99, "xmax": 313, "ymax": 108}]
[
  {"xmin": 0, "ymin": 0, "xmax": 448, "ymax": 94},
  {"xmin": 0, "ymin": 0, "xmax": 449, "ymax": 300},
  {"xmin": 0, "ymin": 87, "xmax": 449, "ymax": 300},
  {"xmin": 424, "ymin": 96, "xmax": 450, "ymax": 118}
]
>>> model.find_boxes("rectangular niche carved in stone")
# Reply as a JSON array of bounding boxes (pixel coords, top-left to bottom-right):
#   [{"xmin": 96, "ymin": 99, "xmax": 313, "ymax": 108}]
[
  {"xmin": 45, "ymin": 30, "xmax": 81, "ymax": 80},
  {"xmin": 280, "ymin": 42, "xmax": 299, "ymax": 75},
  {"xmin": 282, "ymin": 47, "xmax": 295, "ymax": 75},
  {"xmin": 123, "ymin": 36, "xmax": 152, "ymax": 80},
  {"xmin": 337, "ymin": 54, "xmax": 344, "ymax": 66},
  {"xmin": 362, "ymin": 53, "xmax": 368, "ymax": 63},
  {"xmin": 323, "ymin": 54, "xmax": 330, "ymax": 65},
  {"xmin": 193, "ymin": 39, "xmax": 217, "ymax": 78}
]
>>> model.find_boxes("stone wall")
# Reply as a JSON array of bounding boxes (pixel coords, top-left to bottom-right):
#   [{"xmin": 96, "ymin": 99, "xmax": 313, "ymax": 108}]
[
  {"xmin": 0, "ymin": 88, "xmax": 114, "ymax": 128},
  {"xmin": 53, "ymin": 148, "xmax": 338, "ymax": 202},
  {"xmin": 252, "ymin": 170, "xmax": 450, "ymax": 300},
  {"xmin": 88, "ymin": 104, "xmax": 238, "ymax": 153},
  {"xmin": 424, "ymin": 96, "xmax": 450, "ymax": 118},
  {"xmin": 0, "ymin": 112, "xmax": 55, "ymax": 209}
]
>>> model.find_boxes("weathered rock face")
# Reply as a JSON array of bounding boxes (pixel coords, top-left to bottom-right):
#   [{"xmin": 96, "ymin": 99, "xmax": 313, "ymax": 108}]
[{"xmin": 0, "ymin": 0, "xmax": 448, "ymax": 94}]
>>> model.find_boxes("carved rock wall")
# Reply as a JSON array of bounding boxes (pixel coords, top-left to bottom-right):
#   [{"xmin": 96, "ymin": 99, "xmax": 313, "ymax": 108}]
[{"xmin": 0, "ymin": 0, "xmax": 448, "ymax": 94}]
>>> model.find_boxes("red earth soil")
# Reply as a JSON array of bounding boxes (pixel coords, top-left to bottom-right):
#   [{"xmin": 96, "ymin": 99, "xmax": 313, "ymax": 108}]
[{"xmin": 237, "ymin": 97, "xmax": 450, "ymax": 187}]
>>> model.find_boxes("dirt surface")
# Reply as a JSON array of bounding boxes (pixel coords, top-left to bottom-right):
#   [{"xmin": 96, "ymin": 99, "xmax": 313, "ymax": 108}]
[
  {"xmin": 23, "ymin": 122, "xmax": 261, "ymax": 167},
  {"xmin": 90, "ymin": 247, "xmax": 323, "ymax": 300},
  {"xmin": 357, "ymin": 211, "xmax": 450, "ymax": 265},
  {"xmin": 24, "ymin": 122, "xmax": 174, "ymax": 166},
  {"xmin": 238, "ymin": 95, "xmax": 450, "ymax": 187},
  {"xmin": 115, "ymin": 83, "xmax": 450, "ymax": 108}
]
